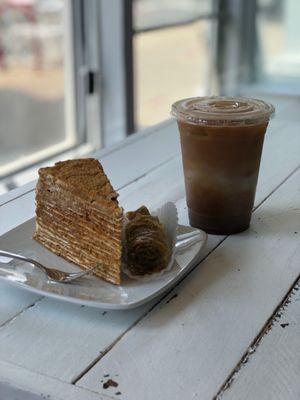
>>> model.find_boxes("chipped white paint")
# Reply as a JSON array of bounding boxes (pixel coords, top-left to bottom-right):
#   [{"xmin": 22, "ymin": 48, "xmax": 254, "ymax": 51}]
[
  {"xmin": 0, "ymin": 359, "xmax": 112, "ymax": 400},
  {"xmin": 219, "ymin": 285, "xmax": 300, "ymax": 400},
  {"xmin": 78, "ymin": 170, "xmax": 300, "ymax": 400},
  {"xmin": 0, "ymin": 98, "xmax": 299, "ymax": 399},
  {"xmin": 0, "ymin": 298, "xmax": 157, "ymax": 383},
  {"xmin": 0, "ymin": 136, "xmax": 222, "ymax": 388},
  {"xmin": 0, "ymin": 196, "xmax": 222, "ymax": 383}
]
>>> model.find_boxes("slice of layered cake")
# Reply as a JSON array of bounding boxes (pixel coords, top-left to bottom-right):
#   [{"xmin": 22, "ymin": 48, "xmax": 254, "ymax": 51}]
[{"xmin": 33, "ymin": 158, "xmax": 123, "ymax": 284}]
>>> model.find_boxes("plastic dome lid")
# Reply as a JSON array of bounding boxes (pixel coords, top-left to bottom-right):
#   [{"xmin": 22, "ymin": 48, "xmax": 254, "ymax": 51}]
[{"xmin": 171, "ymin": 96, "xmax": 275, "ymax": 126}]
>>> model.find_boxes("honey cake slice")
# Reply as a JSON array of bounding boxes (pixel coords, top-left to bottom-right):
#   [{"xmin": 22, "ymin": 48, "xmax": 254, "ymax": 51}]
[{"xmin": 33, "ymin": 158, "xmax": 123, "ymax": 285}]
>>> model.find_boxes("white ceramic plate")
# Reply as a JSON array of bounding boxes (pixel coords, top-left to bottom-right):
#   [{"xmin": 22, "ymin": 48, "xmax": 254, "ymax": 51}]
[{"xmin": 0, "ymin": 219, "xmax": 207, "ymax": 309}]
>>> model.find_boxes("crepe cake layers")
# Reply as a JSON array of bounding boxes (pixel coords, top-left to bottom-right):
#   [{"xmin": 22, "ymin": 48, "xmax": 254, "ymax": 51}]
[{"xmin": 33, "ymin": 158, "xmax": 123, "ymax": 285}]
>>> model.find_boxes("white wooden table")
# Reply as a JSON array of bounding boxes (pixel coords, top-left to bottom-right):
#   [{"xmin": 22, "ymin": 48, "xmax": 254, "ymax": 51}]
[{"xmin": 0, "ymin": 95, "xmax": 299, "ymax": 400}]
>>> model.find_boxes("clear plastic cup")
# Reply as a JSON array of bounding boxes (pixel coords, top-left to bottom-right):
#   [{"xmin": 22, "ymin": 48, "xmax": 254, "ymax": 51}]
[{"xmin": 171, "ymin": 96, "xmax": 275, "ymax": 234}]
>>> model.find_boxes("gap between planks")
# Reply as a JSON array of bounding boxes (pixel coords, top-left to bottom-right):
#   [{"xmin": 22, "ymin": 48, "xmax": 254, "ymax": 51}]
[
  {"xmin": 214, "ymin": 270, "xmax": 300, "ymax": 399},
  {"xmin": 253, "ymin": 164, "xmax": 300, "ymax": 212},
  {"xmin": 0, "ymin": 152, "xmax": 178, "ymax": 209},
  {"xmin": 0, "ymin": 119, "xmax": 175, "ymax": 209},
  {"xmin": 0, "ymin": 154, "xmax": 180, "ymax": 330},
  {"xmin": 0, "ymin": 187, "xmax": 36, "ymax": 209},
  {"xmin": 212, "ymin": 164, "xmax": 300, "ymax": 398},
  {"xmin": 0, "ymin": 296, "xmax": 44, "ymax": 330},
  {"xmin": 71, "ymin": 236, "xmax": 229, "ymax": 385},
  {"xmin": 117, "ymin": 153, "xmax": 179, "ymax": 191},
  {"xmin": 0, "ymin": 358, "xmax": 115, "ymax": 400},
  {"xmin": 72, "ymin": 164, "xmax": 300, "ymax": 385}
]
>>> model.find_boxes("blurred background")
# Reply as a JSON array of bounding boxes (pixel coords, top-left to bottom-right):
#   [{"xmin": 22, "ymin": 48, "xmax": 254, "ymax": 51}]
[{"xmin": 0, "ymin": 0, "xmax": 299, "ymax": 193}]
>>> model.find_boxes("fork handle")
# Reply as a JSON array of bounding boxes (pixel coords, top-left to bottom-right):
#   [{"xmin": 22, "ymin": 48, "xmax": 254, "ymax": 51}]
[
  {"xmin": 0, "ymin": 250, "xmax": 30, "ymax": 262},
  {"xmin": 0, "ymin": 250, "xmax": 47, "ymax": 274}
]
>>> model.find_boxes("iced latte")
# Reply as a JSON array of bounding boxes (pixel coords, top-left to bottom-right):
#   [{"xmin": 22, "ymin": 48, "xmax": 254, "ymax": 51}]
[{"xmin": 172, "ymin": 97, "xmax": 275, "ymax": 234}]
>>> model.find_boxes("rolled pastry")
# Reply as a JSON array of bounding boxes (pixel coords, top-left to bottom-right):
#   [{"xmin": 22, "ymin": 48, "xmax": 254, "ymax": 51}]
[{"xmin": 125, "ymin": 206, "xmax": 170, "ymax": 275}]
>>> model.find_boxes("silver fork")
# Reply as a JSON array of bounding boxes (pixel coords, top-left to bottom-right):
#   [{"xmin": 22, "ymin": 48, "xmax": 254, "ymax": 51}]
[{"xmin": 0, "ymin": 250, "xmax": 96, "ymax": 283}]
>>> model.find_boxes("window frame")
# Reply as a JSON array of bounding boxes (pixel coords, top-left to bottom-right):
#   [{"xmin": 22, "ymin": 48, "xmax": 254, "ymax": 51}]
[
  {"xmin": 0, "ymin": 0, "xmax": 93, "ymax": 181},
  {"xmin": 125, "ymin": 0, "xmax": 219, "ymax": 133}
]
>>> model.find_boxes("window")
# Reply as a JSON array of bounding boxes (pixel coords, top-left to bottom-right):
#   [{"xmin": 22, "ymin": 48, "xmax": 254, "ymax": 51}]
[
  {"xmin": 0, "ymin": 0, "xmax": 81, "ymax": 178},
  {"xmin": 95, "ymin": 0, "xmax": 218, "ymax": 139},
  {"xmin": 133, "ymin": 0, "xmax": 217, "ymax": 129},
  {"xmin": 1, "ymin": 0, "xmax": 299, "ymax": 194},
  {"xmin": 0, "ymin": 0, "xmax": 217, "ymax": 190},
  {"xmin": 256, "ymin": 0, "xmax": 300, "ymax": 91},
  {"xmin": 216, "ymin": 0, "xmax": 300, "ymax": 97}
]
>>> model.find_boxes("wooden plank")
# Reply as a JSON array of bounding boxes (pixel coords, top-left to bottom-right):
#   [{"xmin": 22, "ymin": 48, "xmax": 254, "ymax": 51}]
[
  {"xmin": 0, "ymin": 199, "xmax": 221, "ymax": 384},
  {"xmin": 248, "ymin": 94, "xmax": 300, "ymax": 123},
  {"xmin": 77, "ymin": 169, "xmax": 300, "ymax": 399},
  {"xmin": 0, "ymin": 198, "xmax": 41, "ymax": 323},
  {"xmin": 217, "ymin": 280, "xmax": 300, "ymax": 400},
  {"xmin": 119, "ymin": 156, "xmax": 185, "ymax": 211},
  {"xmin": 0, "ymin": 296, "xmax": 160, "ymax": 383},
  {"xmin": 0, "ymin": 283, "xmax": 41, "ymax": 327},
  {"xmin": 0, "ymin": 117, "xmax": 298, "ymax": 236},
  {"xmin": 0, "ymin": 359, "xmax": 112, "ymax": 400},
  {"xmin": 0, "ymin": 157, "xmax": 222, "ymax": 384},
  {"xmin": 0, "ymin": 94, "xmax": 297, "ymax": 211},
  {"xmin": 0, "ymin": 113, "xmax": 299, "ymax": 390},
  {"xmin": 0, "ymin": 117, "xmax": 299, "ymax": 384},
  {"xmin": 255, "ymin": 119, "xmax": 300, "ymax": 206},
  {"xmin": 0, "ymin": 123, "xmax": 180, "ymax": 330},
  {"xmin": 0, "ymin": 120, "xmax": 179, "ymax": 234},
  {"xmin": 0, "ymin": 115, "xmax": 300, "ymax": 235},
  {"xmin": 118, "ymin": 119, "xmax": 300, "ymax": 213},
  {"xmin": 0, "ymin": 182, "xmax": 7, "ymax": 196},
  {"xmin": 95, "ymin": 120, "xmax": 179, "ymax": 190},
  {"xmin": 0, "ymin": 94, "xmax": 297, "ymax": 206},
  {"xmin": 0, "ymin": 121, "xmax": 180, "ymax": 327},
  {"xmin": 0, "ymin": 156, "xmax": 183, "ymax": 237},
  {"xmin": 0, "ymin": 157, "xmax": 296, "ymax": 388},
  {"xmin": 0, "ymin": 159, "xmax": 184, "ymax": 340},
  {"xmin": 0, "ymin": 181, "xmax": 36, "ymax": 208},
  {"xmin": 0, "ymin": 119, "xmax": 179, "ymax": 208},
  {"xmin": 0, "ymin": 192, "xmax": 36, "ymax": 236}
]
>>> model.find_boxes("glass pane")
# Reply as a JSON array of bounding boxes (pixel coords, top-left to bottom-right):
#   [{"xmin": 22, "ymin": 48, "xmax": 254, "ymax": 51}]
[
  {"xmin": 133, "ymin": 18, "xmax": 214, "ymax": 128},
  {"xmin": 134, "ymin": 0, "xmax": 214, "ymax": 31},
  {"xmin": 256, "ymin": 0, "xmax": 300, "ymax": 88},
  {"xmin": 0, "ymin": 0, "xmax": 76, "ymax": 176}
]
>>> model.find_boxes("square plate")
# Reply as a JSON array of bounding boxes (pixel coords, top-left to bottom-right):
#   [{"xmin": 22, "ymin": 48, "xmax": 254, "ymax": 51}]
[{"xmin": 0, "ymin": 219, "xmax": 206, "ymax": 309}]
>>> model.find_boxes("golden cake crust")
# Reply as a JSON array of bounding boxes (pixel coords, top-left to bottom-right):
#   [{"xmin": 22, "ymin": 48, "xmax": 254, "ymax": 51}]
[{"xmin": 38, "ymin": 158, "xmax": 121, "ymax": 214}]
